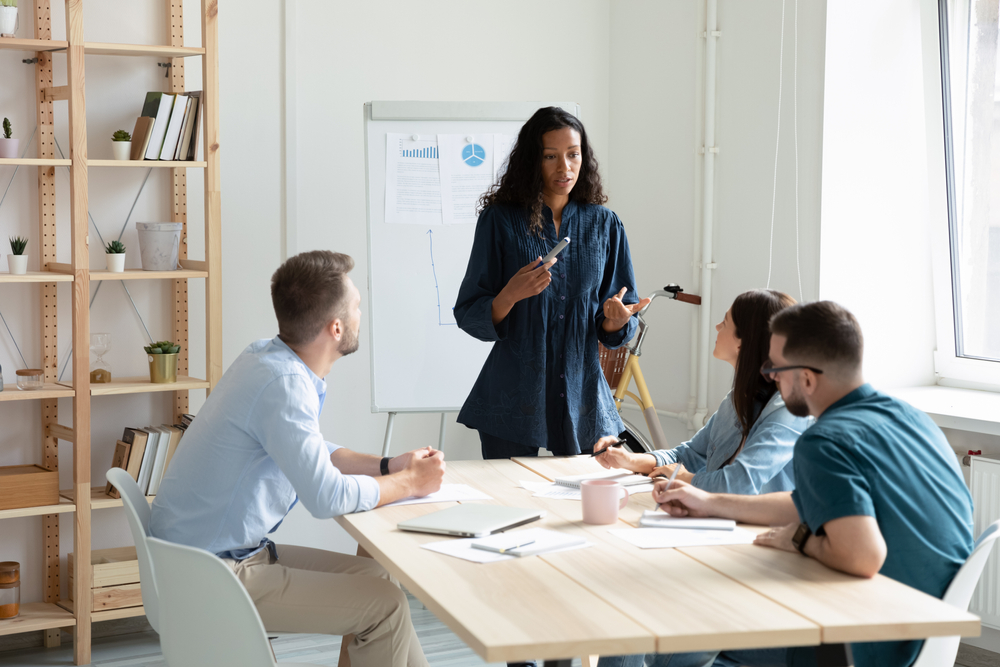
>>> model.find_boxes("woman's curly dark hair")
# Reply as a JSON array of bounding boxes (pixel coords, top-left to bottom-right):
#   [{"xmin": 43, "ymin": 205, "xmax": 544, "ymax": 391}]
[{"xmin": 479, "ymin": 106, "xmax": 607, "ymax": 236}]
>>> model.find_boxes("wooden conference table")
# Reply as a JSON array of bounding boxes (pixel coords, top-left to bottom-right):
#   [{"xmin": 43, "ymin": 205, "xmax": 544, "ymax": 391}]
[{"xmin": 334, "ymin": 457, "xmax": 980, "ymax": 666}]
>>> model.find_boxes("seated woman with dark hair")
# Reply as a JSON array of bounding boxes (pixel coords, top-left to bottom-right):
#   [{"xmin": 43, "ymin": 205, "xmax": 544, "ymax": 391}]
[{"xmin": 593, "ymin": 288, "xmax": 812, "ymax": 667}]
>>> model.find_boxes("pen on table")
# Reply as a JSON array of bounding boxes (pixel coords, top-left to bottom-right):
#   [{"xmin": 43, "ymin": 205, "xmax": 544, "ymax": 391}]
[{"xmin": 590, "ymin": 440, "xmax": 623, "ymax": 457}]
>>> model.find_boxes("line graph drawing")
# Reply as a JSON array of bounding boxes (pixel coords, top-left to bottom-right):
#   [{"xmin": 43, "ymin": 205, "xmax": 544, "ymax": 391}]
[{"xmin": 427, "ymin": 229, "xmax": 458, "ymax": 326}]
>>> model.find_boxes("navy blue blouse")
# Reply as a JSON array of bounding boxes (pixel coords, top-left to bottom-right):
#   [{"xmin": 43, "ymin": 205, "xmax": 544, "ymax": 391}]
[{"xmin": 454, "ymin": 201, "xmax": 640, "ymax": 454}]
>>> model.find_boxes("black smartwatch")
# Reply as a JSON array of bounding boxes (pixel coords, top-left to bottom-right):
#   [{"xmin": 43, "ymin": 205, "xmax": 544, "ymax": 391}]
[
  {"xmin": 791, "ymin": 523, "xmax": 812, "ymax": 554},
  {"xmin": 380, "ymin": 456, "xmax": 391, "ymax": 476}
]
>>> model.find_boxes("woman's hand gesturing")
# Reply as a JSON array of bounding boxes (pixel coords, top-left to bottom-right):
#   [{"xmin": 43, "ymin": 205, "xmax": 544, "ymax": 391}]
[
  {"xmin": 491, "ymin": 257, "xmax": 557, "ymax": 325},
  {"xmin": 602, "ymin": 287, "xmax": 651, "ymax": 332}
]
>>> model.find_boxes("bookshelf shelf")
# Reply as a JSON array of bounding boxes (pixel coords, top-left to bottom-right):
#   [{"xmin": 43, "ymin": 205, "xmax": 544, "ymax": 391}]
[
  {"xmin": 88, "ymin": 160, "xmax": 207, "ymax": 168},
  {"xmin": 0, "ymin": 498, "xmax": 76, "ymax": 521},
  {"xmin": 83, "ymin": 42, "xmax": 205, "ymax": 58},
  {"xmin": 0, "ymin": 603, "xmax": 76, "ymax": 636},
  {"xmin": 59, "ymin": 486, "xmax": 153, "ymax": 511},
  {"xmin": 2, "ymin": 1, "xmax": 220, "ymax": 662},
  {"xmin": 0, "ymin": 38, "xmax": 67, "ymax": 53},
  {"xmin": 90, "ymin": 268, "xmax": 208, "ymax": 281},
  {"xmin": 0, "ymin": 158, "xmax": 72, "ymax": 167},
  {"xmin": 56, "ymin": 599, "xmax": 145, "ymax": 623},
  {"xmin": 0, "ymin": 271, "xmax": 74, "ymax": 283},
  {"xmin": 0, "ymin": 384, "xmax": 75, "ymax": 401},
  {"xmin": 56, "ymin": 376, "xmax": 209, "ymax": 396}
]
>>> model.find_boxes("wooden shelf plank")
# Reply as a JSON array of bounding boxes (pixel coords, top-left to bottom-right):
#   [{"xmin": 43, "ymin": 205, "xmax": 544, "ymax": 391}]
[
  {"xmin": 58, "ymin": 375, "xmax": 209, "ymax": 396},
  {"xmin": 89, "ymin": 159, "xmax": 206, "ymax": 168},
  {"xmin": 83, "ymin": 43, "xmax": 205, "ymax": 58},
  {"xmin": 0, "ymin": 158, "xmax": 71, "ymax": 167},
  {"xmin": 60, "ymin": 487, "xmax": 154, "ymax": 511},
  {"xmin": 90, "ymin": 268, "xmax": 208, "ymax": 281},
  {"xmin": 56, "ymin": 599, "xmax": 145, "ymax": 623},
  {"xmin": 0, "ymin": 271, "xmax": 74, "ymax": 283},
  {"xmin": 0, "ymin": 497, "xmax": 75, "ymax": 521},
  {"xmin": 0, "ymin": 602, "xmax": 76, "ymax": 636},
  {"xmin": 0, "ymin": 38, "xmax": 68, "ymax": 53},
  {"xmin": 0, "ymin": 383, "xmax": 75, "ymax": 402}
]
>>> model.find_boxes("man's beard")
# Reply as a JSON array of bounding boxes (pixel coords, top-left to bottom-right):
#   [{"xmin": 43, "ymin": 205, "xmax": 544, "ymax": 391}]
[
  {"xmin": 782, "ymin": 383, "xmax": 811, "ymax": 418},
  {"xmin": 338, "ymin": 327, "xmax": 360, "ymax": 356}
]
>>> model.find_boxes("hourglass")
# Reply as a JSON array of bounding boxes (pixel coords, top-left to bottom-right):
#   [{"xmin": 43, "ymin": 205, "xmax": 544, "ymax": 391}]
[{"xmin": 90, "ymin": 333, "xmax": 112, "ymax": 383}]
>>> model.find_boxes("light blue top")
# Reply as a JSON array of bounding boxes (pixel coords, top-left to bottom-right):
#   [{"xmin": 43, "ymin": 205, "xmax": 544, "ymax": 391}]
[
  {"xmin": 149, "ymin": 337, "xmax": 381, "ymax": 559},
  {"xmin": 650, "ymin": 391, "xmax": 811, "ymax": 494}
]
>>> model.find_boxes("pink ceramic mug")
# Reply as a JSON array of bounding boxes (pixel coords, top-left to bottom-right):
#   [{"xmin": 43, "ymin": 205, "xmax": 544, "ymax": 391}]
[{"xmin": 581, "ymin": 479, "xmax": 629, "ymax": 525}]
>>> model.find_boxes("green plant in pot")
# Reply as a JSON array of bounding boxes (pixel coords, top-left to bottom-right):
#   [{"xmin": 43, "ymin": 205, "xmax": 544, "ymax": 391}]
[
  {"xmin": 111, "ymin": 129, "xmax": 132, "ymax": 161},
  {"xmin": 105, "ymin": 239, "xmax": 126, "ymax": 273},
  {"xmin": 0, "ymin": 117, "xmax": 17, "ymax": 158},
  {"xmin": 7, "ymin": 235, "xmax": 27, "ymax": 275},
  {"xmin": 0, "ymin": 1, "xmax": 18, "ymax": 40},
  {"xmin": 145, "ymin": 340, "xmax": 181, "ymax": 384}
]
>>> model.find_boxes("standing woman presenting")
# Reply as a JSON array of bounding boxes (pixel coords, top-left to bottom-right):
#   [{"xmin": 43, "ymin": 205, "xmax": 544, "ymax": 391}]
[{"xmin": 454, "ymin": 107, "xmax": 649, "ymax": 461}]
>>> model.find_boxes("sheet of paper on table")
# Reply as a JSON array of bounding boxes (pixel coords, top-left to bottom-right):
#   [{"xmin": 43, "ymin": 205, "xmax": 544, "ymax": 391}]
[
  {"xmin": 384, "ymin": 483, "xmax": 493, "ymax": 507},
  {"xmin": 519, "ymin": 480, "xmax": 654, "ymax": 500},
  {"xmin": 422, "ymin": 527, "xmax": 594, "ymax": 563},
  {"xmin": 639, "ymin": 510, "xmax": 736, "ymax": 531},
  {"xmin": 609, "ymin": 526, "xmax": 757, "ymax": 549}
]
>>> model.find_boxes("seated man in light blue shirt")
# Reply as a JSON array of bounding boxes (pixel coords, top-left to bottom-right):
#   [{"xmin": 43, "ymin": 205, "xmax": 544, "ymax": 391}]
[{"xmin": 151, "ymin": 250, "xmax": 444, "ymax": 667}]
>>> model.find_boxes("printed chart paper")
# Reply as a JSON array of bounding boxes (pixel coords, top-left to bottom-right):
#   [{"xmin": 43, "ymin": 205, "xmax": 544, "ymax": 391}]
[
  {"xmin": 438, "ymin": 134, "xmax": 495, "ymax": 225},
  {"xmin": 385, "ymin": 133, "xmax": 442, "ymax": 225}
]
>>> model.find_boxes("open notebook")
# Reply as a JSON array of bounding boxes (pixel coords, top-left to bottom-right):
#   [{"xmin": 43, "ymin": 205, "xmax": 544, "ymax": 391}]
[{"xmin": 553, "ymin": 470, "xmax": 653, "ymax": 488}]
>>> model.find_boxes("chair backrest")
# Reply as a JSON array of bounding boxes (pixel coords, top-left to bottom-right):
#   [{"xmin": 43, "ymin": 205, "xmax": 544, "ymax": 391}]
[
  {"xmin": 146, "ymin": 537, "xmax": 276, "ymax": 667},
  {"xmin": 911, "ymin": 519, "xmax": 1000, "ymax": 667},
  {"xmin": 105, "ymin": 467, "xmax": 159, "ymax": 632}
]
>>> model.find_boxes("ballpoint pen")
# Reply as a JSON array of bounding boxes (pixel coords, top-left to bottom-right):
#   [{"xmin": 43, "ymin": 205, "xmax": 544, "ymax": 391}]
[
  {"xmin": 590, "ymin": 440, "xmax": 623, "ymax": 457},
  {"xmin": 654, "ymin": 464, "xmax": 682, "ymax": 510}
]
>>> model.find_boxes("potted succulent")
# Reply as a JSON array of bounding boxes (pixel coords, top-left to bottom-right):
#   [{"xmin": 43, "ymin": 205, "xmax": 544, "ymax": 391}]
[
  {"xmin": 0, "ymin": 118, "xmax": 17, "ymax": 158},
  {"xmin": 145, "ymin": 340, "xmax": 181, "ymax": 384},
  {"xmin": 0, "ymin": 0, "xmax": 17, "ymax": 39},
  {"xmin": 111, "ymin": 129, "xmax": 131, "ymax": 161},
  {"xmin": 7, "ymin": 236, "xmax": 27, "ymax": 275},
  {"xmin": 105, "ymin": 239, "xmax": 126, "ymax": 272}
]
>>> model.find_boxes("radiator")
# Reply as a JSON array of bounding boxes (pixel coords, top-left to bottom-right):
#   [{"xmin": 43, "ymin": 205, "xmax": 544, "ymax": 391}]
[{"xmin": 970, "ymin": 456, "xmax": 1000, "ymax": 629}]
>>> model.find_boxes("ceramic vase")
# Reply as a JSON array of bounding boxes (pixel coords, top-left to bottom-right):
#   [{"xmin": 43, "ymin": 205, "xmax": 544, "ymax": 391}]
[
  {"xmin": 0, "ymin": 7, "xmax": 17, "ymax": 38},
  {"xmin": 136, "ymin": 222, "xmax": 182, "ymax": 271},
  {"xmin": 106, "ymin": 253, "xmax": 125, "ymax": 272},
  {"xmin": 7, "ymin": 255, "xmax": 27, "ymax": 275},
  {"xmin": 0, "ymin": 138, "xmax": 18, "ymax": 159},
  {"xmin": 112, "ymin": 141, "xmax": 131, "ymax": 161}
]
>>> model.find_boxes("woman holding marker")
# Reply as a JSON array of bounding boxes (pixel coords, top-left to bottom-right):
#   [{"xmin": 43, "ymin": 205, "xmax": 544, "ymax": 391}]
[
  {"xmin": 454, "ymin": 106, "xmax": 648, "ymax": 465},
  {"xmin": 593, "ymin": 289, "xmax": 813, "ymax": 667}
]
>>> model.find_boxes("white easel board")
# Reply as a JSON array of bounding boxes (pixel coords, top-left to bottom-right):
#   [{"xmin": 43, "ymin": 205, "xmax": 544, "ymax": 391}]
[{"xmin": 364, "ymin": 101, "xmax": 580, "ymax": 413}]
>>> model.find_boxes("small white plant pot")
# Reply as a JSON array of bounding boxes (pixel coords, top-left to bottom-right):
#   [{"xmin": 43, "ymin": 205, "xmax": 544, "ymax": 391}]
[
  {"xmin": 0, "ymin": 138, "xmax": 18, "ymax": 159},
  {"xmin": 8, "ymin": 255, "xmax": 27, "ymax": 275},
  {"xmin": 112, "ymin": 141, "xmax": 131, "ymax": 161},
  {"xmin": 0, "ymin": 6, "xmax": 18, "ymax": 38},
  {"xmin": 106, "ymin": 253, "xmax": 125, "ymax": 273}
]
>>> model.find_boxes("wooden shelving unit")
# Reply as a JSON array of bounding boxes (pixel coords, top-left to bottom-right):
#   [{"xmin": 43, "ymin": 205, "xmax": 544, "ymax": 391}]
[{"xmin": 0, "ymin": 2, "xmax": 221, "ymax": 664}]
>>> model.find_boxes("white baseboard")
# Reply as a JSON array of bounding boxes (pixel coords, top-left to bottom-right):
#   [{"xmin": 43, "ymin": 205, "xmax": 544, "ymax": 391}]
[{"xmin": 962, "ymin": 625, "xmax": 1000, "ymax": 655}]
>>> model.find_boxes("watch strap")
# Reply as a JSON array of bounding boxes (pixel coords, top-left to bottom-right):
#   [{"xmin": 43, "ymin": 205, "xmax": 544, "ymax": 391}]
[
  {"xmin": 380, "ymin": 456, "xmax": 391, "ymax": 476},
  {"xmin": 792, "ymin": 523, "xmax": 812, "ymax": 554}
]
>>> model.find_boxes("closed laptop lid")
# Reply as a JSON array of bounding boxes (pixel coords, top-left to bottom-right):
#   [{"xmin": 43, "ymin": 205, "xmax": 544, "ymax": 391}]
[{"xmin": 397, "ymin": 504, "xmax": 545, "ymax": 538}]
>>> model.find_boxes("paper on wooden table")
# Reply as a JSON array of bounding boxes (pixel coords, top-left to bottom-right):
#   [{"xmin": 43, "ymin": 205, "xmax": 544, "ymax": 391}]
[
  {"xmin": 609, "ymin": 526, "xmax": 757, "ymax": 549},
  {"xmin": 383, "ymin": 483, "xmax": 493, "ymax": 507}
]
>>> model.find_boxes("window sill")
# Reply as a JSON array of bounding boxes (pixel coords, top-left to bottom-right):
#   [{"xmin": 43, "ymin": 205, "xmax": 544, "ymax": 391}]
[{"xmin": 889, "ymin": 386, "xmax": 1000, "ymax": 437}]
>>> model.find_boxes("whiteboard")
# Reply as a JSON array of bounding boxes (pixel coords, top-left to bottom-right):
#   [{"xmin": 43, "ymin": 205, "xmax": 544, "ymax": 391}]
[{"xmin": 365, "ymin": 101, "xmax": 580, "ymax": 412}]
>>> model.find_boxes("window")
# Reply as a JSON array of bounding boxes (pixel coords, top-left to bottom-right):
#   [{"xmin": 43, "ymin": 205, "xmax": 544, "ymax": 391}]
[{"xmin": 936, "ymin": 0, "xmax": 1000, "ymax": 384}]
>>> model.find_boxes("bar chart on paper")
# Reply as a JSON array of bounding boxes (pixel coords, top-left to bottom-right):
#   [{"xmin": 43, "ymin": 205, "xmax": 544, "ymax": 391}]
[{"xmin": 399, "ymin": 139, "xmax": 439, "ymax": 158}]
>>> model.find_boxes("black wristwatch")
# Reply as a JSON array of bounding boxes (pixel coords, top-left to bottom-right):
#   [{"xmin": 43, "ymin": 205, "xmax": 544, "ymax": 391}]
[
  {"xmin": 791, "ymin": 523, "xmax": 812, "ymax": 554},
  {"xmin": 380, "ymin": 456, "xmax": 391, "ymax": 476}
]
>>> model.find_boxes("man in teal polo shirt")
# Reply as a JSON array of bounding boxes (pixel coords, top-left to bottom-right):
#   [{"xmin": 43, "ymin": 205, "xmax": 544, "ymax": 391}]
[{"xmin": 651, "ymin": 301, "xmax": 973, "ymax": 667}]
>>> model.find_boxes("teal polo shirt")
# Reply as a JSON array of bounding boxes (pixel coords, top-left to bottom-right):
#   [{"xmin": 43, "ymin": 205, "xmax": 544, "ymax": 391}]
[{"xmin": 791, "ymin": 384, "xmax": 973, "ymax": 667}]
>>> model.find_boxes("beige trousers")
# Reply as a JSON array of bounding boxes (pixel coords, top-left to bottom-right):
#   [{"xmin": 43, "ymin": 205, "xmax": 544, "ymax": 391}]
[{"xmin": 225, "ymin": 544, "xmax": 429, "ymax": 667}]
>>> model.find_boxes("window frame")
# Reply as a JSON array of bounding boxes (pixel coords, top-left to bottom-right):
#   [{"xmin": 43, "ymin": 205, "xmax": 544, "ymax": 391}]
[{"xmin": 930, "ymin": 0, "xmax": 1000, "ymax": 388}]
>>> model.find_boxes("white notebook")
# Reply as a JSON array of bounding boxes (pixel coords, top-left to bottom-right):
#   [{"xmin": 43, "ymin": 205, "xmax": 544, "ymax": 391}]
[
  {"xmin": 639, "ymin": 510, "xmax": 736, "ymax": 531},
  {"xmin": 553, "ymin": 470, "xmax": 652, "ymax": 488}
]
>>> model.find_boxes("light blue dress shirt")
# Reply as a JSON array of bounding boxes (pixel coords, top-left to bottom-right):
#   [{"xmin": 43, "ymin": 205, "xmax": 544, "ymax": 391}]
[
  {"xmin": 149, "ymin": 337, "xmax": 381, "ymax": 559},
  {"xmin": 650, "ymin": 391, "xmax": 811, "ymax": 494}
]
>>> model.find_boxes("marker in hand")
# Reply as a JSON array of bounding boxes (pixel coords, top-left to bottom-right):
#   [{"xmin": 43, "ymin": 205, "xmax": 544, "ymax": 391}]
[{"xmin": 537, "ymin": 237, "xmax": 571, "ymax": 268}]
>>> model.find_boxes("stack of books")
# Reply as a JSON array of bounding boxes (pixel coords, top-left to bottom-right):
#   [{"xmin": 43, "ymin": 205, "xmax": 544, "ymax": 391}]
[
  {"xmin": 128, "ymin": 91, "xmax": 203, "ymax": 161},
  {"xmin": 105, "ymin": 422, "xmax": 189, "ymax": 499}
]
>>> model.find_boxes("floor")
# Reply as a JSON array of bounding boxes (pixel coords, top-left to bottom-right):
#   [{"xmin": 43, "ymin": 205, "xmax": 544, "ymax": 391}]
[
  {"xmin": 0, "ymin": 593, "xmax": 584, "ymax": 667},
  {"xmin": 0, "ymin": 593, "xmax": 994, "ymax": 666}
]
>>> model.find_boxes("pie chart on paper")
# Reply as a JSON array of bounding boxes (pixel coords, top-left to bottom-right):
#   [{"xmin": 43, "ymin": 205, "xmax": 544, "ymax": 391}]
[{"xmin": 462, "ymin": 143, "xmax": 486, "ymax": 167}]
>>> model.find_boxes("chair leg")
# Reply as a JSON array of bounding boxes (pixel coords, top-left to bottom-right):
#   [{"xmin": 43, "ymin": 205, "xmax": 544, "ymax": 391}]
[{"xmin": 586, "ymin": 656, "xmax": 599, "ymax": 667}]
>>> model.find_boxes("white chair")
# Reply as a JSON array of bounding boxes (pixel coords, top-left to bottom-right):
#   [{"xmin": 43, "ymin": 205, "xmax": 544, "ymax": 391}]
[
  {"xmin": 911, "ymin": 519, "xmax": 1000, "ymax": 667},
  {"xmin": 106, "ymin": 467, "xmax": 160, "ymax": 632},
  {"xmin": 146, "ymin": 536, "xmax": 321, "ymax": 667}
]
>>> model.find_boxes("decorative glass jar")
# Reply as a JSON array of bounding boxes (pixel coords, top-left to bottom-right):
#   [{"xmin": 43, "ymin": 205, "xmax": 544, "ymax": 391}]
[
  {"xmin": 15, "ymin": 369, "xmax": 43, "ymax": 390},
  {"xmin": 0, "ymin": 562, "xmax": 20, "ymax": 619}
]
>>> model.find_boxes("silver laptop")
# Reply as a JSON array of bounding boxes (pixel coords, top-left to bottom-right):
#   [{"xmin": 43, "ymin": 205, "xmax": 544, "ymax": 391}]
[{"xmin": 397, "ymin": 504, "xmax": 545, "ymax": 538}]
